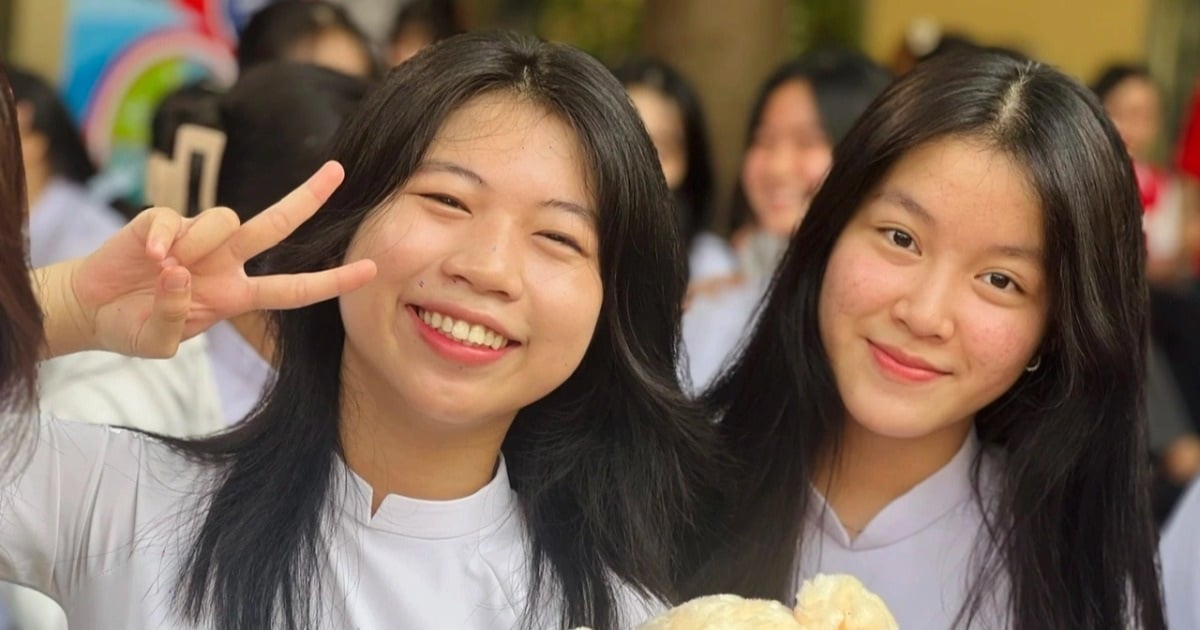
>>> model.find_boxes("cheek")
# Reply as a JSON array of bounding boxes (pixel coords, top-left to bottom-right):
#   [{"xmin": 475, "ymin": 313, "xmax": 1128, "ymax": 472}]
[
  {"xmin": 741, "ymin": 150, "xmax": 766, "ymax": 191},
  {"xmin": 661, "ymin": 153, "xmax": 687, "ymax": 190},
  {"xmin": 959, "ymin": 309, "xmax": 1043, "ymax": 379},
  {"xmin": 531, "ymin": 266, "xmax": 603, "ymax": 371},
  {"xmin": 345, "ymin": 205, "xmax": 434, "ymax": 271},
  {"xmin": 820, "ymin": 241, "xmax": 896, "ymax": 330},
  {"xmin": 803, "ymin": 147, "xmax": 833, "ymax": 183}
]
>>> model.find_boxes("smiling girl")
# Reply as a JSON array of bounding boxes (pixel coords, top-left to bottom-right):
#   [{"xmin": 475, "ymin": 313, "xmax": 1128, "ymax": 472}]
[
  {"xmin": 685, "ymin": 50, "xmax": 1165, "ymax": 629},
  {"xmin": 1, "ymin": 32, "xmax": 716, "ymax": 630}
]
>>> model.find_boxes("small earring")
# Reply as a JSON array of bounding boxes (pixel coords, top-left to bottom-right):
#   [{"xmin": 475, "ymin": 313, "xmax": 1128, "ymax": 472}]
[{"xmin": 1025, "ymin": 356, "xmax": 1042, "ymax": 373}]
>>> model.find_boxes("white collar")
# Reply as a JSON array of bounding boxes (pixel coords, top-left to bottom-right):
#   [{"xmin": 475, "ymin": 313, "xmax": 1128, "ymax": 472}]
[
  {"xmin": 335, "ymin": 456, "xmax": 519, "ymax": 539},
  {"xmin": 809, "ymin": 429, "xmax": 992, "ymax": 550}
]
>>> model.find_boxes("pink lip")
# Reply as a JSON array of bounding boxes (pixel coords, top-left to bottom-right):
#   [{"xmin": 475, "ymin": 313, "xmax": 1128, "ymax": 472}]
[
  {"xmin": 408, "ymin": 307, "xmax": 515, "ymax": 366},
  {"xmin": 868, "ymin": 341, "xmax": 948, "ymax": 383}
]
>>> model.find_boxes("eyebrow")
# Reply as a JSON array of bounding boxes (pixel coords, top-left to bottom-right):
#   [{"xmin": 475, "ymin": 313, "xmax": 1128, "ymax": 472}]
[
  {"xmin": 878, "ymin": 189, "xmax": 935, "ymax": 225},
  {"xmin": 876, "ymin": 189, "xmax": 1043, "ymax": 262},
  {"xmin": 416, "ymin": 160, "xmax": 486, "ymax": 185},
  {"xmin": 415, "ymin": 159, "xmax": 596, "ymax": 221}
]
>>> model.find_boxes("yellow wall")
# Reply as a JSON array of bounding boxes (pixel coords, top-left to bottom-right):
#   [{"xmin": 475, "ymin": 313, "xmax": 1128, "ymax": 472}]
[
  {"xmin": 10, "ymin": 0, "xmax": 66, "ymax": 79},
  {"xmin": 864, "ymin": 0, "xmax": 1149, "ymax": 82}
]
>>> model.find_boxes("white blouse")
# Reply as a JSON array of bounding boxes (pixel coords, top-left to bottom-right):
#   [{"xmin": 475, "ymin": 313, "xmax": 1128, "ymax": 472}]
[
  {"xmin": 1162, "ymin": 479, "xmax": 1200, "ymax": 630},
  {"xmin": 795, "ymin": 431, "xmax": 1009, "ymax": 629},
  {"xmin": 27, "ymin": 177, "xmax": 125, "ymax": 268},
  {"xmin": 680, "ymin": 278, "xmax": 767, "ymax": 393},
  {"xmin": 203, "ymin": 320, "xmax": 273, "ymax": 425},
  {"xmin": 0, "ymin": 418, "xmax": 660, "ymax": 629}
]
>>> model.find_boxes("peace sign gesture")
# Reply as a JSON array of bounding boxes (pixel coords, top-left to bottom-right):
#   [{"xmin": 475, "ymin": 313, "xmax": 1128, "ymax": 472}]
[{"xmin": 40, "ymin": 162, "xmax": 377, "ymax": 359}]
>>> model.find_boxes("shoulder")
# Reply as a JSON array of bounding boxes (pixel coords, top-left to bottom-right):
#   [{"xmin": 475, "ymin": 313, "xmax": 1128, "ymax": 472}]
[
  {"xmin": 37, "ymin": 336, "xmax": 225, "ymax": 437},
  {"xmin": 25, "ymin": 415, "xmax": 211, "ymax": 493}
]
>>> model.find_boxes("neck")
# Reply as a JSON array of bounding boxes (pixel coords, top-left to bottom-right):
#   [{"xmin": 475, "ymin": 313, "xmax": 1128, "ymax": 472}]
[
  {"xmin": 229, "ymin": 311, "xmax": 276, "ymax": 364},
  {"xmin": 813, "ymin": 417, "xmax": 972, "ymax": 538},
  {"xmin": 338, "ymin": 365, "xmax": 513, "ymax": 512},
  {"xmin": 24, "ymin": 163, "xmax": 49, "ymax": 211}
]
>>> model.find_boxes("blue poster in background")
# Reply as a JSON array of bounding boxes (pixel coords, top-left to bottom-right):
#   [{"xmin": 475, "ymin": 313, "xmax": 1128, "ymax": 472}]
[{"xmin": 63, "ymin": 0, "xmax": 274, "ymax": 203}]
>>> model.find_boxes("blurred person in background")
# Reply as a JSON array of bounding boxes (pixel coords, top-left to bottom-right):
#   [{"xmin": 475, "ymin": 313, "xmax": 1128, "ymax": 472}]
[
  {"xmin": 8, "ymin": 67, "xmax": 123, "ymax": 266},
  {"xmin": 1093, "ymin": 64, "xmax": 1200, "ymax": 515},
  {"xmin": 1094, "ymin": 64, "xmax": 1188, "ymax": 283},
  {"xmin": 238, "ymin": 1, "xmax": 379, "ymax": 79},
  {"xmin": 387, "ymin": 0, "xmax": 463, "ymax": 66},
  {"xmin": 681, "ymin": 49, "xmax": 891, "ymax": 390},
  {"xmin": 615, "ymin": 57, "xmax": 734, "ymax": 284}
]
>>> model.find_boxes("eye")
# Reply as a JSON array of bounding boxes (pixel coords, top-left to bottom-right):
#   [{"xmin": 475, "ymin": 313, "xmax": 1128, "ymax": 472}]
[
  {"xmin": 882, "ymin": 228, "xmax": 918, "ymax": 252},
  {"xmin": 981, "ymin": 272, "xmax": 1020, "ymax": 292},
  {"xmin": 420, "ymin": 193, "xmax": 468, "ymax": 212},
  {"xmin": 537, "ymin": 231, "xmax": 584, "ymax": 254}
]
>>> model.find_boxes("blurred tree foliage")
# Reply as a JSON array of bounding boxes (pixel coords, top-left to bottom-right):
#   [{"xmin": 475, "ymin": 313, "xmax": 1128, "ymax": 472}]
[
  {"xmin": 535, "ymin": 0, "xmax": 645, "ymax": 63},
  {"xmin": 519, "ymin": 0, "xmax": 862, "ymax": 64},
  {"xmin": 787, "ymin": 0, "xmax": 863, "ymax": 54}
]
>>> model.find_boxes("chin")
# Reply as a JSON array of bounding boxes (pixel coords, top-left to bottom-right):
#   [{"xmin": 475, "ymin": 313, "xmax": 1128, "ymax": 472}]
[{"xmin": 845, "ymin": 400, "xmax": 956, "ymax": 441}]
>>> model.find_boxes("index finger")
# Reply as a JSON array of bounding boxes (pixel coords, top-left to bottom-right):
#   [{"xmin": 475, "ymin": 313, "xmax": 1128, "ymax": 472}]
[{"xmin": 225, "ymin": 161, "xmax": 345, "ymax": 262}]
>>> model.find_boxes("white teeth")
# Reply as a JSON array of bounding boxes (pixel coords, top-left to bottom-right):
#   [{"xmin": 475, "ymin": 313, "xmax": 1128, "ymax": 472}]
[{"xmin": 417, "ymin": 307, "xmax": 511, "ymax": 350}]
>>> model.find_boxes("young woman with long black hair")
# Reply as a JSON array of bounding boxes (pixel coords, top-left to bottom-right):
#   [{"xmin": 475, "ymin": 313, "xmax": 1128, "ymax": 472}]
[
  {"xmin": 686, "ymin": 50, "xmax": 1165, "ymax": 629},
  {"xmin": 2, "ymin": 32, "xmax": 717, "ymax": 630}
]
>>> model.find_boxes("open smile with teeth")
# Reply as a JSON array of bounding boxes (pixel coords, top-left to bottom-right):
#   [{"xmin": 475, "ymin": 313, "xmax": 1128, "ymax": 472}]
[{"xmin": 417, "ymin": 307, "xmax": 511, "ymax": 350}]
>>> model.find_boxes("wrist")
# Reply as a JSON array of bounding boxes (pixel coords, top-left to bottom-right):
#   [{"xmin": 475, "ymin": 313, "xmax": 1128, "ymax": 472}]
[{"xmin": 34, "ymin": 258, "xmax": 98, "ymax": 359}]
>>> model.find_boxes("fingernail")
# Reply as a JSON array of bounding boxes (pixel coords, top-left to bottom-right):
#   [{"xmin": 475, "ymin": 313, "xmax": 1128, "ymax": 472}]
[
  {"xmin": 164, "ymin": 273, "xmax": 189, "ymax": 292},
  {"xmin": 161, "ymin": 256, "xmax": 179, "ymax": 268}
]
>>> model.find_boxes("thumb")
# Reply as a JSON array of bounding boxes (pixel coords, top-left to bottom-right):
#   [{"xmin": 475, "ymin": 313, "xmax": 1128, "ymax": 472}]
[{"xmin": 135, "ymin": 266, "xmax": 192, "ymax": 358}]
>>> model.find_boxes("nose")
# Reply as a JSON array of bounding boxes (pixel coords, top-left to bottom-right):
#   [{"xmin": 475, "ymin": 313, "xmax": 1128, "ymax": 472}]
[
  {"xmin": 890, "ymin": 268, "xmax": 955, "ymax": 341},
  {"xmin": 764, "ymin": 144, "xmax": 798, "ymax": 181},
  {"xmin": 440, "ymin": 218, "xmax": 525, "ymax": 300}
]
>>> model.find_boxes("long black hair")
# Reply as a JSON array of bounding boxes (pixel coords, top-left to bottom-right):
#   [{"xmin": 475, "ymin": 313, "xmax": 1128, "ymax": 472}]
[
  {"xmin": 165, "ymin": 31, "xmax": 719, "ymax": 630},
  {"xmin": 613, "ymin": 57, "xmax": 715, "ymax": 242},
  {"xmin": 0, "ymin": 67, "xmax": 42, "ymax": 472},
  {"xmin": 689, "ymin": 50, "xmax": 1164, "ymax": 629},
  {"xmin": 6, "ymin": 66, "xmax": 96, "ymax": 185},
  {"xmin": 728, "ymin": 49, "xmax": 892, "ymax": 232}
]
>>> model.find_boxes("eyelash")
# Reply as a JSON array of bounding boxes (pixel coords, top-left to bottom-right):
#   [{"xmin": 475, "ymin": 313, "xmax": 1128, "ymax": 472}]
[
  {"xmin": 881, "ymin": 228, "xmax": 1023, "ymax": 293},
  {"xmin": 421, "ymin": 194, "xmax": 584, "ymax": 254},
  {"xmin": 980, "ymin": 272, "xmax": 1022, "ymax": 293},
  {"xmin": 421, "ymin": 193, "xmax": 468, "ymax": 211},
  {"xmin": 538, "ymin": 231, "xmax": 584, "ymax": 253}
]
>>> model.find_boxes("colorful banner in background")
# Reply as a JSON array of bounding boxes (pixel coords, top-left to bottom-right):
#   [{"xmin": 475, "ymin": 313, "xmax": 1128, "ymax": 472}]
[{"xmin": 62, "ymin": 0, "xmax": 275, "ymax": 203}]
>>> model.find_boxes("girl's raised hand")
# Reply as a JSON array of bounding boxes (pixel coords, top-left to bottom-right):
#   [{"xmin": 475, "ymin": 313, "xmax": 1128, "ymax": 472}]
[{"xmin": 42, "ymin": 161, "xmax": 377, "ymax": 359}]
